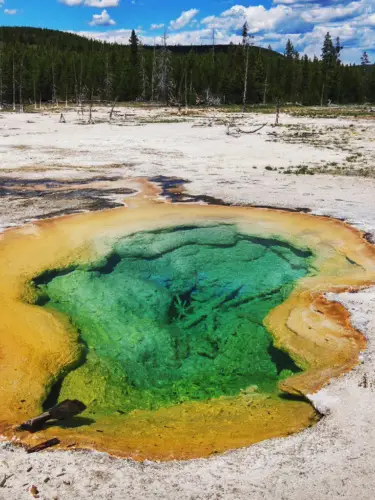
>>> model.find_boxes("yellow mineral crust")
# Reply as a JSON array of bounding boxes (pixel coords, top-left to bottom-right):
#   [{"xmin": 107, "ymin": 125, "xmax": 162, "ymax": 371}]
[{"xmin": 0, "ymin": 179, "xmax": 374, "ymax": 460}]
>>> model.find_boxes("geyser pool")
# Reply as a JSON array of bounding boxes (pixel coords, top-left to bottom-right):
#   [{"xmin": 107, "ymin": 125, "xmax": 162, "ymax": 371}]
[
  {"xmin": 35, "ymin": 224, "xmax": 313, "ymax": 416},
  {"xmin": 2, "ymin": 181, "xmax": 372, "ymax": 460}
]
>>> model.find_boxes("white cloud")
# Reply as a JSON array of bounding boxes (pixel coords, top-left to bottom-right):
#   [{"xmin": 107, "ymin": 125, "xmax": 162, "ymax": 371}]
[
  {"xmin": 4, "ymin": 9, "xmax": 18, "ymax": 15},
  {"xmin": 84, "ymin": 0, "xmax": 120, "ymax": 6},
  {"xmin": 150, "ymin": 23, "xmax": 165, "ymax": 30},
  {"xmin": 89, "ymin": 9, "xmax": 116, "ymax": 26},
  {"xmin": 169, "ymin": 8, "xmax": 199, "ymax": 30},
  {"xmin": 202, "ymin": 5, "xmax": 292, "ymax": 34},
  {"xmin": 59, "ymin": 0, "xmax": 120, "ymax": 6},
  {"xmin": 59, "ymin": 0, "xmax": 83, "ymax": 5},
  {"xmin": 74, "ymin": 0, "xmax": 375, "ymax": 63},
  {"xmin": 301, "ymin": 2, "xmax": 362, "ymax": 23},
  {"xmin": 74, "ymin": 28, "xmax": 134, "ymax": 43}
]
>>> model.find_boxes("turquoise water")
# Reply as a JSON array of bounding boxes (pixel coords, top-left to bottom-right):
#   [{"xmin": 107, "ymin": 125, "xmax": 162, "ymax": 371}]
[{"xmin": 35, "ymin": 224, "xmax": 313, "ymax": 415}]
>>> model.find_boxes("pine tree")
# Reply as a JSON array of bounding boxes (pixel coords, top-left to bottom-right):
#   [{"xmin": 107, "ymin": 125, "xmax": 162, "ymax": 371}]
[
  {"xmin": 284, "ymin": 39, "xmax": 298, "ymax": 59},
  {"xmin": 321, "ymin": 33, "xmax": 336, "ymax": 66},
  {"xmin": 321, "ymin": 32, "xmax": 341, "ymax": 104},
  {"xmin": 128, "ymin": 29, "xmax": 140, "ymax": 99},
  {"xmin": 361, "ymin": 51, "xmax": 371, "ymax": 102},
  {"xmin": 129, "ymin": 30, "xmax": 139, "ymax": 67},
  {"xmin": 242, "ymin": 22, "xmax": 249, "ymax": 46},
  {"xmin": 361, "ymin": 52, "xmax": 370, "ymax": 66}
]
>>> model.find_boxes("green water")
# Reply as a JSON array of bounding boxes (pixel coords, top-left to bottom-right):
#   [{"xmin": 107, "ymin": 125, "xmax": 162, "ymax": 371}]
[{"xmin": 35, "ymin": 224, "xmax": 313, "ymax": 415}]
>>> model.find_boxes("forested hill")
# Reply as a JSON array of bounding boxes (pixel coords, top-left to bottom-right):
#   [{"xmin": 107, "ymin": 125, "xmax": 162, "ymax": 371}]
[{"xmin": 0, "ymin": 26, "xmax": 374, "ymax": 107}]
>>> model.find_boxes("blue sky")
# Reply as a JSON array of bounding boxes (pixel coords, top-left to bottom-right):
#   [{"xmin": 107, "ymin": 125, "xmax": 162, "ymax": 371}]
[{"xmin": 0, "ymin": 0, "xmax": 374, "ymax": 63}]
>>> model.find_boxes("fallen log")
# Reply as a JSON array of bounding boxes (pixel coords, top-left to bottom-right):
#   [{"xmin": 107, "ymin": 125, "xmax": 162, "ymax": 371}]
[
  {"xmin": 18, "ymin": 399, "xmax": 86, "ymax": 432},
  {"xmin": 235, "ymin": 123, "xmax": 267, "ymax": 134},
  {"xmin": 27, "ymin": 438, "xmax": 60, "ymax": 454}
]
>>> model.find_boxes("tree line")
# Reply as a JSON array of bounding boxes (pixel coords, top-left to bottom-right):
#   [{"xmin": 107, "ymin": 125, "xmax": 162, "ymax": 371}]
[{"xmin": 0, "ymin": 26, "xmax": 374, "ymax": 109}]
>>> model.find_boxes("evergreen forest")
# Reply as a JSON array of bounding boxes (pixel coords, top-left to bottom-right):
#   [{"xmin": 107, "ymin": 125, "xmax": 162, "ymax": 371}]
[{"xmin": 0, "ymin": 26, "xmax": 374, "ymax": 108}]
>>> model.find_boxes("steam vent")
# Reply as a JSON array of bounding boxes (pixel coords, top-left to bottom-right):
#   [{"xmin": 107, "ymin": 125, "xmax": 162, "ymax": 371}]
[{"xmin": 1, "ymin": 180, "xmax": 375, "ymax": 461}]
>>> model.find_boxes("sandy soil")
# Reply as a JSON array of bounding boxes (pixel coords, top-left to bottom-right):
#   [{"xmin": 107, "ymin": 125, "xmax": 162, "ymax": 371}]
[{"xmin": 1, "ymin": 107, "xmax": 375, "ymax": 499}]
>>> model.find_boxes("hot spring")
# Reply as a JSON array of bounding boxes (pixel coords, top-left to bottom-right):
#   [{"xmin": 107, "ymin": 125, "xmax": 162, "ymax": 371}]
[
  {"xmin": 35, "ymin": 224, "xmax": 312, "ymax": 416},
  {"xmin": 1, "ymin": 182, "xmax": 373, "ymax": 460}
]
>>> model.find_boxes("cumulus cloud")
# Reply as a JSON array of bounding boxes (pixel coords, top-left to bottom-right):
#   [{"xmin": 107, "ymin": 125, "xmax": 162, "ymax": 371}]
[
  {"xmin": 4, "ymin": 9, "xmax": 18, "ymax": 15},
  {"xmin": 59, "ymin": 0, "xmax": 120, "ymax": 6},
  {"xmin": 301, "ymin": 2, "xmax": 362, "ymax": 23},
  {"xmin": 150, "ymin": 23, "xmax": 165, "ymax": 30},
  {"xmin": 169, "ymin": 9, "xmax": 199, "ymax": 30},
  {"xmin": 89, "ymin": 9, "xmax": 116, "ymax": 26},
  {"xmin": 84, "ymin": 0, "xmax": 120, "ymax": 6},
  {"xmin": 72, "ymin": 0, "xmax": 374, "ymax": 63},
  {"xmin": 202, "ymin": 5, "xmax": 293, "ymax": 34},
  {"xmin": 59, "ymin": 0, "xmax": 83, "ymax": 5},
  {"xmin": 74, "ymin": 28, "xmax": 134, "ymax": 43}
]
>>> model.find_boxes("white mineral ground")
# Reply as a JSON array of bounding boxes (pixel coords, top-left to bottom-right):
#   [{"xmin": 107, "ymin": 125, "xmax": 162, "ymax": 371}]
[{"xmin": 1, "ymin": 107, "xmax": 375, "ymax": 499}]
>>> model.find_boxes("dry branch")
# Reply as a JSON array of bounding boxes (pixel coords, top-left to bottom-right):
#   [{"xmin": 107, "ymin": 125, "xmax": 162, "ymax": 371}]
[
  {"xmin": 18, "ymin": 399, "xmax": 86, "ymax": 432},
  {"xmin": 235, "ymin": 124, "xmax": 267, "ymax": 134},
  {"xmin": 27, "ymin": 438, "xmax": 60, "ymax": 454}
]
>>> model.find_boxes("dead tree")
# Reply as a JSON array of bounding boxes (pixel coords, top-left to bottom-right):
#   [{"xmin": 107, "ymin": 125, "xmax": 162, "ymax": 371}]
[
  {"xmin": 12, "ymin": 52, "xmax": 16, "ymax": 111},
  {"xmin": 19, "ymin": 52, "xmax": 25, "ymax": 112},
  {"xmin": 0, "ymin": 46, "xmax": 4, "ymax": 111},
  {"xmin": 242, "ymin": 24, "xmax": 254, "ymax": 113},
  {"xmin": 156, "ymin": 31, "xmax": 172, "ymax": 104},
  {"xmin": 235, "ymin": 123, "xmax": 267, "ymax": 134},
  {"xmin": 184, "ymin": 70, "xmax": 188, "ymax": 110},
  {"xmin": 242, "ymin": 45, "xmax": 249, "ymax": 112},
  {"xmin": 51, "ymin": 54, "xmax": 57, "ymax": 107},
  {"xmin": 104, "ymin": 52, "xmax": 113, "ymax": 102},
  {"xmin": 33, "ymin": 76, "xmax": 37, "ymax": 110},
  {"xmin": 88, "ymin": 88, "xmax": 94, "ymax": 124},
  {"xmin": 212, "ymin": 28, "xmax": 216, "ymax": 64},
  {"xmin": 151, "ymin": 37, "xmax": 156, "ymax": 102},
  {"xmin": 263, "ymin": 72, "xmax": 268, "ymax": 106},
  {"xmin": 275, "ymin": 99, "xmax": 280, "ymax": 125},
  {"xmin": 320, "ymin": 82, "xmax": 325, "ymax": 107},
  {"xmin": 109, "ymin": 96, "xmax": 118, "ymax": 121},
  {"xmin": 139, "ymin": 45, "xmax": 148, "ymax": 101}
]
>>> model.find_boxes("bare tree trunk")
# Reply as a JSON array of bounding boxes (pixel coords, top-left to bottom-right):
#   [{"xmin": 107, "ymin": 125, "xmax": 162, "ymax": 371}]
[
  {"xmin": 0, "ymin": 48, "xmax": 3, "ymax": 111},
  {"xmin": 73, "ymin": 58, "xmax": 78, "ymax": 105},
  {"xmin": 185, "ymin": 70, "xmax": 188, "ymax": 110},
  {"xmin": 242, "ymin": 45, "xmax": 249, "ymax": 112},
  {"xmin": 320, "ymin": 82, "xmax": 325, "ymax": 106},
  {"xmin": 39, "ymin": 93, "xmax": 42, "ymax": 109},
  {"xmin": 151, "ymin": 38, "xmax": 156, "ymax": 102},
  {"xmin": 212, "ymin": 29, "xmax": 215, "ymax": 64},
  {"xmin": 88, "ymin": 88, "xmax": 94, "ymax": 124},
  {"xmin": 51, "ymin": 57, "xmax": 57, "ymax": 107},
  {"xmin": 12, "ymin": 53, "xmax": 16, "ymax": 111},
  {"xmin": 65, "ymin": 86, "xmax": 68, "ymax": 109},
  {"xmin": 19, "ymin": 55, "xmax": 24, "ymax": 113},
  {"xmin": 33, "ymin": 78, "xmax": 37, "ymax": 110},
  {"xmin": 190, "ymin": 70, "xmax": 193, "ymax": 102},
  {"xmin": 275, "ymin": 99, "xmax": 280, "ymax": 125},
  {"xmin": 158, "ymin": 31, "xmax": 170, "ymax": 105},
  {"xmin": 139, "ymin": 47, "xmax": 148, "ymax": 101},
  {"xmin": 263, "ymin": 73, "xmax": 268, "ymax": 106},
  {"xmin": 79, "ymin": 55, "xmax": 83, "ymax": 106},
  {"xmin": 109, "ymin": 96, "xmax": 118, "ymax": 121}
]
